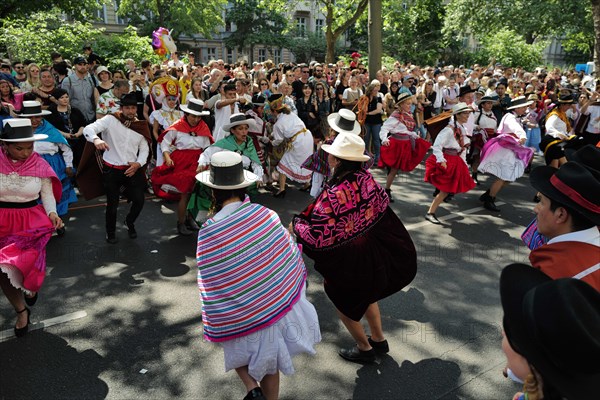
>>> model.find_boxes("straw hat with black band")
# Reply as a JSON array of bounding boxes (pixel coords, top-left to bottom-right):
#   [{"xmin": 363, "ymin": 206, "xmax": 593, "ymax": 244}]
[
  {"xmin": 180, "ymin": 98, "xmax": 210, "ymax": 116},
  {"xmin": 327, "ymin": 109, "xmax": 361, "ymax": 135},
  {"xmin": 0, "ymin": 118, "xmax": 47, "ymax": 142},
  {"xmin": 17, "ymin": 100, "xmax": 51, "ymax": 117},
  {"xmin": 506, "ymin": 96, "xmax": 533, "ymax": 111}
]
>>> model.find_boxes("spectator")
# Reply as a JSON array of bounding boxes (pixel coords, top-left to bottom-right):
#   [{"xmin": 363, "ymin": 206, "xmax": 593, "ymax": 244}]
[{"xmin": 61, "ymin": 56, "xmax": 99, "ymax": 124}]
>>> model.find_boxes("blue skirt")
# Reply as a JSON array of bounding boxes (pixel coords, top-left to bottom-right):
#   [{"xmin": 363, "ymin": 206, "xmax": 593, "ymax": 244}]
[
  {"xmin": 525, "ymin": 127, "xmax": 541, "ymax": 151},
  {"xmin": 40, "ymin": 153, "xmax": 78, "ymax": 216}
]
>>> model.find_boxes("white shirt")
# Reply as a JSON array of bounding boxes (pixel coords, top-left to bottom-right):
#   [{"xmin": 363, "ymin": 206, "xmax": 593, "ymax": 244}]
[
  {"xmin": 83, "ymin": 115, "xmax": 149, "ymax": 166},
  {"xmin": 545, "ymin": 114, "xmax": 570, "ymax": 139},
  {"xmin": 0, "ymin": 171, "xmax": 56, "ymax": 215},
  {"xmin": 379, "ymin": 114, "xmax": 418, "ymax": 143},
  {"xmin": 160, "ymin": 130, "xmax": 212, "ymax": 154},
  {"xmin": 213, "ymin": 100, "xmax": 240, "ymax": 142},
  {"xmin": 34, "ymin": 141, "xmax": 74, "ymax": 168},
  {"xmin": 431, "ymin": 123, "xmax": 471, "ymax": 164},
  {"xmin": 584, "ymin": 104, "xmax": 600, "ymax": 133},
  {"xmin": 473, "ymin": 111, "xmax": 498, "ymax": 132},
  {"xmin": 497, "ymin": 113, "xmax": 526, "ymax": 140},
  {"xmin": 548, "ymin": 227, "xmax": 600, "ymax": 246}
]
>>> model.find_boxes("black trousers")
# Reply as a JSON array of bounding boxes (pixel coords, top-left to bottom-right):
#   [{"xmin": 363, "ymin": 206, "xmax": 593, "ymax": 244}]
[{"xmin": 102, "ymin": 166, "xmax": 146, "ymax": 234}]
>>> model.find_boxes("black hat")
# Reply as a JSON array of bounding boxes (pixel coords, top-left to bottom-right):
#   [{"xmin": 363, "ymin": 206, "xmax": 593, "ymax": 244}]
[
  {"xmin": 73, "ymin": 56, "xmax": 88, "ymax": 65},
  {"xmin": 251, "ymin": 93, "xmax": 266, "ymax": 107},
  {"xmin": 458, "ymin": 85, "xmax": 475, "ymax": 97},
  {"xmin": 501, "ymin": 264, "xmax": 600, "ymax": 399},
  {"xmin": 556, "ymin": 93, "xmax": 575, "ymax": 104},
  {"xmin": 118, "ymin": 93, "xmax": 138, "ymax": 107},
  {"xmin": 530, "ymin": 145, "xmax": 600, "ymax": 225},
  {"xmin": 267, "ymin": 93, "xmax": 285, "ymax": 111},
  {"xmin": 195, "ymin": 151, "xmax": 258, "ymax": 189},
  {"xmin": 506, "ymin": 96, "xmax": 533, "ymax": 110}
]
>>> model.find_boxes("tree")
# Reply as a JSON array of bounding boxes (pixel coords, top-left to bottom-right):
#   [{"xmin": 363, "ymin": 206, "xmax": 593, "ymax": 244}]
[
  {"xmin": 477, "ymin": 29, "xmax": 547, "ymax": 71},
  {"xmin": 224, "ymin": 0, "xmax": 289, "ymax": 63},
  {"xmin": 320, "ymin": 0, "xmax": 369, "ymax": 63},
  {"xmin": 0, "ymin": 0, "xmax": 102, "ymax": 20},
  {"xmin": 592, "ymin": 0, "xmax": 600, "ymax": 72},
  {"xmin": 286, "ymin": 32, "xmax": 328, "ymax": 63},
  {"xmin": 94, "ymin": 26, "xmax": 160, "ymax": 71},
  {"xmin": 118, "ymin": 0, "xmax": 227, "ymax": 39}
]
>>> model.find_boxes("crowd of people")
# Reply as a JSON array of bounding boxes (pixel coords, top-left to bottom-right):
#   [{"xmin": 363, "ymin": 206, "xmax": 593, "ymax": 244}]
[{"xmin": 1, "ymin": 48, "xmax": 599, "ymax": 400}]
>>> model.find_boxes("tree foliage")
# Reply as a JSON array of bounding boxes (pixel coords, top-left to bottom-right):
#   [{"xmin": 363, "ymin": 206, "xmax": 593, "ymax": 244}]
[
  {"xmin": 286, "ymin": 32, "xmax": 329, "ymax": 63},
  {"xmin": 477, "ymin": 29, "xmax": 548, "ymax": 71},
  {"xmin": 118, "ymin": 0, "xmax": 227, "ymax": 39},
  {"xmin": 224, "ymin": 0, "xmax": 289, "ymax": 62},
  {"xmin": 319, "ymin": 0, "xmax": 369, "ymax": 63},
  {"xmin": 0, "ymin": 0, "xmax": 103, "ymax": 20},
  {"xmin": 94, "ymin": 26, "xmax": 161, "ymax": 71}
]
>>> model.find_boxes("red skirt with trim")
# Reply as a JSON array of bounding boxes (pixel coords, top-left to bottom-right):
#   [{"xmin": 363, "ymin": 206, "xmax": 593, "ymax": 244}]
[
  {"xmin": 379, "ymin": 137, "xmax": 431, "ymax": 171},
  {"xmin": 152, "ymin": 149, "xmax": 202, "ymax": 200},
  {"xmin": 424, "ymin": 154, "xmax": 476, "ymax": 194}
]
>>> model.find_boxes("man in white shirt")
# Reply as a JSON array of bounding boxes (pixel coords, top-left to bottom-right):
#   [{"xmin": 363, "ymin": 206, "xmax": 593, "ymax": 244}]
[
  {"xmin": 167, "ymin": 52, "xmax": 184, "ymax": 68},
  {"xmin": 83, "ymin": 93, "xmax": 150, "ymax": 243}
]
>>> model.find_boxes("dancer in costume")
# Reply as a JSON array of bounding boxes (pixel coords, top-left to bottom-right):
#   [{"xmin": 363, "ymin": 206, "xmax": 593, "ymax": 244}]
[
  {"xmin": 293, "ymin": 133, "xmax": 416, "ymax": 364},
  {"xmin": 151, "ymin": 98, "xmax": 213, "ymax": 236},
  {"xmin": 424, "ymin": 103, "xmax": 477, "ymax": 224},
  {"xmin": 469, "ymin": 95, "xmax": 498, "ymax": 184},
  {"xmin": 379, "ymin": 92, "xmax": 431, "ymax": 203},
  {"xmin": 478, "ymin": 96, "xmax": 535, "ymax": 212},
  {"xmin": 196, "ymin": 151, "xmax": 320, "ymax": 400},
  {"xmin": 0, "ymin": 119, "xmax": 62, "ymax": 337},
  {"xmin": 540, "ymin": 93, "xmax": 579, "ymax": 168}
]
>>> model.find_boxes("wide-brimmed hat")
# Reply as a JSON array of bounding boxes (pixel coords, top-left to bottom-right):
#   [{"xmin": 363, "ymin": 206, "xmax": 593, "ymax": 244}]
[
  {"xmin": 321, "ymin": 133, "xmax": 370, "ymax": 162},
  {"xmin": 17, "ymin": 101, "xmax": 52, "ymax": 117},
  {"xmin": 451, "ymin": 102, "xmax": 473, "ymax": 115},
  {"xmin": 529, "ymin": 145, "xmax": 600, "ymax": 225},
  {"xmin": 0, "ymin": 119, "xmax": 48, "ymax": 142},
  {"xmin": 117, "ymin": 93, "xmax": 138, "ymax": 107},
  {"xmin": 477, "ymin": 95, "xmax": 498, "ymax": 105},
  {"xmin": 95, "ymin": 66, "xmax": 112, "ymax": 78},
  {"xmin": 251, "ymin": 93, "xmax": 266, "ymax": 107},
  {"xmin": 458, "ymin": 85, "xmax": 475, "ymax": 97},
  {"xmin": 327, "ymin": 109, "xmax": 361, "ymax": 135},
  {"xmin": 556, "ymin": 93, "xmax": 575, "ymax": 104},
  {"xmin": 180, "ymin": 98, "xmax": 210, "ymax": 116},
  {"xmin": 506, "ymin": 96, "xmax": 533, "ymax": 110},
  {"xmin": 395, "ymin": 92, "xmax": 413, "ymax": 106},
  {"xmin": 268, "ymin": 93, "xmax": 286, "ymax": 112},
  {"xmin": 222, "ymin": 113, "xmax": 257, "ymax": 132},
  {"xmin": 195, "ymin": 151, "xmax": 258, "ymax": 190},
  {"xmin": 527, "ymin": 93, "xmax": 539, "ymax": 101},
  {"xmin": 500, "ymin": 263, "xmax": 600, "ymax": 400}
]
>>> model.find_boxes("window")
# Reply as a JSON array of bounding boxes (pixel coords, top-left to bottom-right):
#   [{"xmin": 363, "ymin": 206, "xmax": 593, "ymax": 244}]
[
  {"xmin": 258, "ymin": 49, "xmax": 266, "ymax": 62},
  {"xmin": 227, "ymin": 48, "xmax": 234, "ymax": 64},
  {"xmin": 315, "ymin": 19, "xmax": 324, "ymax": 37},
  {"xmin": 95, "ymin": 4, "xmax": 108, "ymax": 23},
  {"xmin": 114, "ymin": 1, "xmax": 127, "ymax": 25},
  {"xmin": 296, "ymin": 17, "xmax": 306, "ymax": 37},
  {"xmin": 273, "ymin": 49, "xmax": 281, "ymax": 64},
  {"xmin": 205, "ymin": 47, "xmax": 216, "ymax": 63}
]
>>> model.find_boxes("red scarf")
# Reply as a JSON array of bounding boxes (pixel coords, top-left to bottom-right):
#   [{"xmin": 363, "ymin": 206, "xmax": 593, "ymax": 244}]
[
  {"xmin": 393, "ymin": 110, "xmax": 416, "ymax": 132},
  {"xmin": 159, "ymin": 116, "xmax": 213, "ymax": 144}
]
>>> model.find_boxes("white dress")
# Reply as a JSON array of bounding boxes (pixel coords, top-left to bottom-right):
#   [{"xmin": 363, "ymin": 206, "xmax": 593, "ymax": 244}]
[
  {"xmin": 214, "ymin": 201, "xmax": 321, "ymax": 382},
  {"xmin": 272, "ymin": 113, "xmax": 313, "ymax": 183}
]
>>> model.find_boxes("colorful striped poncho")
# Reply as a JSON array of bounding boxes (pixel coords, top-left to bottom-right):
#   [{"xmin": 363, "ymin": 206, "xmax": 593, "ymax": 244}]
[{"xmin": 197, "ymin": 197, "xmax": 307, "ymax": 342}]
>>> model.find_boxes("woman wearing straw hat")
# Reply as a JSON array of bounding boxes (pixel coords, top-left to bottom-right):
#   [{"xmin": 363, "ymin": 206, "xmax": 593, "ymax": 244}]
[
  {"xmin": 379, "ymin": 92, "xmax": 431, "ymax": 202},
  {"xmin": 151, "ymin": 97, "xmax": 213, "ymax": 235},
  {"xmin": 424, "ymin": 103, "xmax": 477, "ymax": 224},
  {"xmin": 268, "ymin": 94, "xmax": 313, "ymax": 198},
  {"xmin": 478, "ymin": 96, "xmax": 535, "ymax": 212},
  {"xmin": 20, "ymin": 100, "xmax": 78, "ymax": 232},
  {"xmin": 0, "ymin": 119, "xmax": 63, "ymax": 337},
  {"xmin": 293, "ymin": 133, "xmax": 417, "ymax": 364},
  {"xmin": 196, "ymin": 151, "xmax": 320, "ymax": 400},
  {"xmin": 469, "ymin": 95, "xmax": 498, "ymax": 184},
  {"xmin": 540, "ymin": 93, "xmax": 579, "ymax": 168}
]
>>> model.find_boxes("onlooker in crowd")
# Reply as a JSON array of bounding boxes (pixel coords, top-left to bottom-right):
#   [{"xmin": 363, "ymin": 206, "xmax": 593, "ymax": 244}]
[{"xmin": 61, "ymin": 56, "xmax": 99, "ymax": 124}]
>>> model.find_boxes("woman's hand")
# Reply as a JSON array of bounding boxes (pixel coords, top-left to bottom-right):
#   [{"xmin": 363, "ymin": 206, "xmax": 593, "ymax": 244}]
[
  {"xmin": 196, "ymin": 164, "xmax": 209, "ymax": 173},
  {"xmin": 48, "ymin": 212, "xmax": 63, "ymax": 229},
  {"xmin": 164, "ymin": 154, "xmax": 174, "ymax": 167},
  {"xmin": 382, "ymin": 139, "xmax": 390, "ymax": 146},
  {"xmin": 440, "ymin": 162, "xmax": 447, "ymax": 169},
  {"xmin": 65, "ymin": 167, "xmax": 74, "ymax": 178}
]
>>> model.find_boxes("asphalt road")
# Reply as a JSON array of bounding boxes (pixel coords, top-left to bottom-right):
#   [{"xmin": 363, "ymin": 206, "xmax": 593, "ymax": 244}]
[{"xmin": 0, "ymin": 154, "xmax": 544, "ymax": 400}]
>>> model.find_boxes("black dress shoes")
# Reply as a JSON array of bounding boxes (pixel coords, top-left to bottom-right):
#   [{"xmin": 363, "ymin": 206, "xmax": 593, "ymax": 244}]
[
  {"xmin": 14, "ymin": 307, "xmax": 30, "ymax": 338},
  {"xmin": 124, "ymin": 220, "xmax": 137, "ymax": 239},
  {"xmin": 385, "ymin": 188, "xmax": 394, "ymax": 203},
  {"xmin": 106, "ymin": 232, "xmax": 118, "ymax": 244},
  {"xmin": 367, "ymin": 336, "xmax": 390, "ymax": 354},
  {"xmin": 243, "ymin": 387, "xmax": 266, "ymax": 400},
  {"xmin": 338, "ymin": 346, "xmax": 376, "ymax": 363},
  {"xmin": 425, "ymin": 213, "xmax": 442, "ymax": 225},
  {"xmin": 24, "ymin": 292, "xmax": 38, "ymax": 306}
]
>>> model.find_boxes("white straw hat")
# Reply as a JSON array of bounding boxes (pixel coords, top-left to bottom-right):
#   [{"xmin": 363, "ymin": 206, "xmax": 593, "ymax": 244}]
[{"xmin": 321, "ymin": 133, "xmax": 370, "ymax": 162}]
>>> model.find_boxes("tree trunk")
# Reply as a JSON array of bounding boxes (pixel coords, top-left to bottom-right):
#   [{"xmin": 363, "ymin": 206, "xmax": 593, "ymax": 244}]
[
  {"xmin": 592, "ymin": 0, "xmax": 600, "ymax": 73},
  {"xmin": 325, "ymin": 28, "xmax": 337, "ymax": 64}
]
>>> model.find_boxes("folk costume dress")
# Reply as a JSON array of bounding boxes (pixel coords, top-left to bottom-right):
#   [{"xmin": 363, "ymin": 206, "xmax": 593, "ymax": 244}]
[
  {"xmin": 151, "ymin": 116, "xmax": 213, "ymax": 201},
  {"xmin": 379, "ymin": 110, "xmax": 431, "ymax": 171},
  {"xmin": 272, "ymin": 112, "xmax": 313, "ymax": 184},
  {"xmin": 293, "ymin": 169, "xmax": 417, "ymax": 321},
  {"xmin": 470, "ymin": 110, "xmax": 498, "ymax": 155},
  {"xmin": 33, "ymin": 120, "xmax": 78, "ymax": 216},
  {"xmin": 541, "ymin": 107, "xmax": 579, "ymax": 164},
  {"xmin": 197, "ymin": 196, "xmax": 320, "ymax": 381},
  {"xmin": 149, "ymin": 102, "xmax": 184, "ymax": 166},
  {"xmin": 478, "ymin": 112, "xmax": 534, "ymax": 182},
  {"xmin": 424, "ymin": 122, "xmax": 476, "ymax": 194},
  {"xmin": 301, "ymin": 137, "xmax": 334, "ymax": 198},
  {"xmin": 0, "ymin": 149, "xmax": 61, "ymax": 294}
]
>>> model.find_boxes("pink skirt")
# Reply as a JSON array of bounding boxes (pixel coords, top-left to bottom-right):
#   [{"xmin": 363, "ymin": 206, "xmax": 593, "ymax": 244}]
[
  {"xmin": 0, "ymin": 205, "xmax": 54, "ymax": 293},
  {"xmin": 424, "ymin": 154, "xmax": 476, "ymax": 194}
]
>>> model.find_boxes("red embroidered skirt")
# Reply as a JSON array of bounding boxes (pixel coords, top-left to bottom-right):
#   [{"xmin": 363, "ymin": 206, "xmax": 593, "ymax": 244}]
[
  {"xmin": 152, "ymin": 148, "xmax": 202, "ymax": 200},
  {"xmin": 379, "ymin": 136, "xmax": 431, "ymax": 171},
  {"xmin": 424, "ymin": 153, "xmax": 476, "ymax": 194}
]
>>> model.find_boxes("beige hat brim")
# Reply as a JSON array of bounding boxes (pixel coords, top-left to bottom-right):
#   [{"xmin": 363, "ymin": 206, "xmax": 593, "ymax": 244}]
[
  {"xmin": 195, "ymin": 170, "xmax": 258, "ymax": 190},
  {"xmin": 321, "ymin": 143, "xmax": 370, "ymax": 162},
  {"xmin": 0, "ymin": 133, "xmax": 48, "ymax": 142}
]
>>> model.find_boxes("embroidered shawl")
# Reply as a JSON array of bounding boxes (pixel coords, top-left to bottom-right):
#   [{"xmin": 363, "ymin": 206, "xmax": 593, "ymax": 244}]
[
  {"xmin": 391, "ymin": 110, "xmax": 416, "ymax": 132},
  {"xmin": 293, "ymin": 169, "xmax": 389, "ymax": 250},
  {"xmin": 197, "ymin": 197, "xmax": 307, "ymax": 342},
  {"xmin": 160, "ymin": 115, "xmax": 213, "ymax": 144}
]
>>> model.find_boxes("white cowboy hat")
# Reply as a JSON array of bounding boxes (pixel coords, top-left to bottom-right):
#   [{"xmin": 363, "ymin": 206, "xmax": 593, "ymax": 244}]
[
  {"xmin": 195, "ymin": 151, "xmax": 259, "ymax": 190},
  {"xmin": 18, "ymin": 101, "xmax": 52, "ymax": 117},
  {"xmin": 327, "ymin": 109, "xmax": 361, "ymax": 135},
  {"xmin": 451, "ymin": 102, "xmax": 474, "ymax": 115},
  {"xmin": 321, "ymin": 132, "xmax": 370, "ymax": 162},
  {"xmin": 0, "ymin": 119, "xmax": 48, "ymax": 142},
  {"xmin": 222, "ymin": 113, "xmax": 257, "ymax": 132},
  {"xmin": 180, "ymin": 98, "xmax": 210, "ymax": 116}
]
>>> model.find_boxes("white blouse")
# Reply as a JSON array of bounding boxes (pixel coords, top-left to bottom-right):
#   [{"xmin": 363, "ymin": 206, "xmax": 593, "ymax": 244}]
[
  {"xmin": 0, "ymin": 170, "xmax": 57, "ymax": 215},
  {"xmin": 34, "ymin": 141, "xmax": 74, "ymax": 168},
  {"xmin": 160, "ymin": 130, "xmax": 212, "ymax": 154},
  {"xmin": 431, "ymin": 123, "xmax": 471, "ymax": 164}
]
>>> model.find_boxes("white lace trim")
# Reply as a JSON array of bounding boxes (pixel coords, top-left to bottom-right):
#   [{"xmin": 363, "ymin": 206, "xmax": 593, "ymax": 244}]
[{"xmin": 0, "ymin": 263, "xmax": 32, "ymax": 295}]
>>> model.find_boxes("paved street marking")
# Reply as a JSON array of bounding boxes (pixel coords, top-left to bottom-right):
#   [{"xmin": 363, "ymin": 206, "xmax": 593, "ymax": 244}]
[
  {"xmin": 404, "ymin": 202, "xmax": 507, "ymax": 231},
  {"xmin": 0, "ymin": 310, "xmax": 87, "ymax": 342}
]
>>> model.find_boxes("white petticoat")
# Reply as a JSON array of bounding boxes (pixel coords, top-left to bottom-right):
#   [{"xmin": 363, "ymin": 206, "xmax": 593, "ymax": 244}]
[
  {"xmin": 478, "ymin": 146, "xmax": 526, "ymax": 182},
  {"xmin": 220, "ymin": 288, "xmax": 321, "ymax": 382}
]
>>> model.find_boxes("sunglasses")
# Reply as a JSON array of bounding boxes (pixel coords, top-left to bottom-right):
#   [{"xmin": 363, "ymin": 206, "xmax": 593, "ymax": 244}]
[
  {"xmin": 316, "ymin": 87, "xmax": 324, "ymax": 90},
  {"xmin": 260, "ymin": 83, "xmax": 268, "ymax": 86},
  {"xmin": 77, "ymin": 63, "xmax": 87, "ymax": 66},
  {"xmin": 302, "ymin": 70, "xmax": 309, "ymax": 73},
  {"xmin": 15, "ymin": 66, "xmax": 24, "ymax": 69}
]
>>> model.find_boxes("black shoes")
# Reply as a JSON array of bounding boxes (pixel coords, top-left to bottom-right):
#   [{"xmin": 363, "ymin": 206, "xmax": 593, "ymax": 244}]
[
  {"xmin": 385, "ymin": 188, "xmax": 394, "ymax": 203},
  {"xmin": 432, "ymin": 188, "xmax": 440, "ymax": 197},
  {"xmin": 124, "ymin": 220, "xmax": 137, "ymax": 239},
  {"xmin": 425, "ymin": 213, "xmax": 441, "ymax": 225},
  {"xmin": 56, "ymin": 226, "xmax": 66, "ymax": 236},
  {"xmin": 479, "ymin": 190, "xmax": 500, "ymax": 212},
  {"xmin": 273, "ymin": 190, "xmax": 287, "ymax": 198},
  {"xmin": 367, "ymin": 336, "xmax": 390, "ymax": 354},
  {"xmin": 338, "ymin": 346, "xmax": 376, "ymax": 363},
  {"xmin": 177, "ymin": 223, "xmax": 193, "ymax": 236},
  {"xmin": 14, "ymin": 307, "xmax": 30, "ymax": 338},
  {"xmin": 185, "ymin": 218, "xmax": 200, "ymax": 231},
  {"xmin": 243, "ymin": 387, "xmax": 266, "ymax": 400},
  {"xmin": 106, "ymin": 232, "xmax": 118, "ymax": 244},
  {"xmin": 444, "ymin": 193, "xmax": 454, "ymax": 202},
  {"xmin": 471, "ymin": 172, "xmax": 480, "ymax": 185},
  {"xmin": 24, "ymin": 292, "xmax": 38, "ymax": 307}
]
